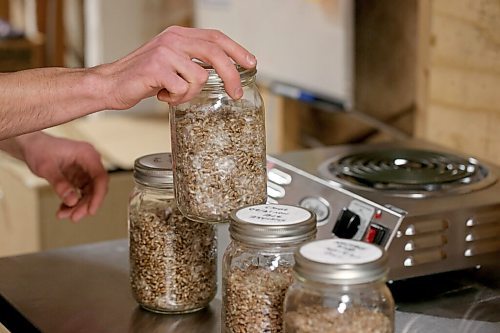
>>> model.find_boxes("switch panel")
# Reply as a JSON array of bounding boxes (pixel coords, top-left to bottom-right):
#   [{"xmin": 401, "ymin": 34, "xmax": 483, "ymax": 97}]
[{"xmin": 347, "ymin": 200, "xmax": 376, "ymax": 240}]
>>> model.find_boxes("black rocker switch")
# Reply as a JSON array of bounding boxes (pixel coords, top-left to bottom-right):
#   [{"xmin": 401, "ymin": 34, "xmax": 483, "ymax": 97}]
[{"xmin": 333, "ymin": 208, "xmax": 361, "ymax": 239}]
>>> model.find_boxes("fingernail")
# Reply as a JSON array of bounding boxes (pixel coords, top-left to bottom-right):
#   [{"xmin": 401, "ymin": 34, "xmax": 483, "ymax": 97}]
[
  {"xmin": 234, "ymin": 87, "xmax": 243, "ymax": 99},
  {"xmin": 72, "ymin": 212, "xmax": 84, "ymax": 223},
  {"xmin": 246, "ymin": 54, "xmax": 257, "ymax": 66},
  {"xmin": 57, "ymin": 210, "xmax": 71, "ymax": 219},
  {"xmin": 62, "ymin": 189, "xmax": 73, "ymax": 198},
  {"xmin": 62, "ymin": 189, "xmax": 79, "ymax": 206}
]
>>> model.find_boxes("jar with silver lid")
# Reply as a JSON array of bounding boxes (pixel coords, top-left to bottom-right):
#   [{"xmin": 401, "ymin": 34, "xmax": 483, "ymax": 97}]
[
  {"xmin": 284, "ymin": 238, "xmax": 395, "ymax": 333},
  {"xmin": 128, "ymin": 153, "xmax": 217, "ymax": 314},
  {"xmin": 170, "ymin": 62, "xmax": 267, "ymax": 224},
  {"xmin": 222, "ymin": 204, "xmax": 317, "ymax": 333}
]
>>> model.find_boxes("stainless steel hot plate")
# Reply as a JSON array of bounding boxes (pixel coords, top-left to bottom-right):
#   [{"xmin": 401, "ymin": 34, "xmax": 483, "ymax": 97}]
[{"xmin": 319, "ymin": 148, "xmax": 497, "ymax": 198}]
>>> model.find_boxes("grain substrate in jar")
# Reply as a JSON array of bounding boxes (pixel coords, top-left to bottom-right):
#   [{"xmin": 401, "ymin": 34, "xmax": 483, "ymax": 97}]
[
  {"xmin": 222, "ymin": 204, "xmax": 317, "ymax": 333},
  {"xmin": 284, "ymin": 238, "xmax": 395, "ymax": 333},
  {"xmin": 170, "ymin": 62, "xmax": 267, "ymax": 223},
  {"xmin": 128, "ymin": 153, "xmax": 217, "ymax": 314}
]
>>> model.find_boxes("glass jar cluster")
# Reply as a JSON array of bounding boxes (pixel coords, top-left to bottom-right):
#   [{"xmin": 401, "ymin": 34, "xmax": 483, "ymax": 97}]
[{"xmin": 128, "ymin": 61, "xmax": 267, "ymax": 314}]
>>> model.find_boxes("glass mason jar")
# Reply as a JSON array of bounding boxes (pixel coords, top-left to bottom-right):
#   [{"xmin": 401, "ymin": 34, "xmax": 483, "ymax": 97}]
[
  {"xmin": 169, "ymin": 62, "xmax": 267, "ymax": 224},
  {"xmin": 284, "ymin": 238, "xmax": 395, "ymax": 333},
  {"xmin": 128, "ymin": 153, "xmax": 217, "ymax": 314},
  {"xmin": 222, "ymin": 204, "xmax": 317, "ymax": 333}
]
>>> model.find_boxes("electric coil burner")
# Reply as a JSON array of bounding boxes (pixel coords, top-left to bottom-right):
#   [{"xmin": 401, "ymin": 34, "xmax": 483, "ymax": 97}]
[
  {"xmin": 267, "ymin": 140, "xmax": 500, "ymax": 280},
  {"xmin": 321, "ymin": 148, "xmax": 496, "ymax": 197}
]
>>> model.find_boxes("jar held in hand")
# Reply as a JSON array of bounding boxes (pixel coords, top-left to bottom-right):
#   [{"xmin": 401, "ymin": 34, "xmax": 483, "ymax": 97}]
[{"xmin": 170, "ymin": 62, "xmax": 267, "ymax": 224}]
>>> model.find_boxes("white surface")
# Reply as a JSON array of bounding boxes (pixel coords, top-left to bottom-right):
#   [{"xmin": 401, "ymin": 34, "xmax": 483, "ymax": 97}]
[
  {"xmin": 299, "ymin": 238, "xmax": 383, "ymax": 264},
  {"xmin": 194, "ymin": 0, "xmax": 354, "ymax": 106},
  {"xmin": 235, "ymin": 204, "xmax": 312, "ymax": 225},
  {"xmin": 83, "ymin": 0, "xmax": 186, "ymax": 115},
  {"xmin": 396, "ymin": 311, "xmax": 500, "ymax": 333}
]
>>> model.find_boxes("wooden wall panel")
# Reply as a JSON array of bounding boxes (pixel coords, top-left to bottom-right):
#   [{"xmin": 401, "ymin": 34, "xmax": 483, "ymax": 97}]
[
  {"xmin": 0, "ymin": 0, "xmax": 8, "ymax": 20},
  {"xmin": 283, "ymin": 0, "xmax": 417, "ymax": 148},
  {"xmin": 416, "ymin": 0, "xmax": 500, "ymax": 164}
]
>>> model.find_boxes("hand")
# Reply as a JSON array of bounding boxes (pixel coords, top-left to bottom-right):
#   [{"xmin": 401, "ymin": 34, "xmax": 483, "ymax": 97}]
[
  {"xmin": 96, "ymin": 25, "xmax": 257, "ymax": 108},
  {"xmin": 17, "ymin": 132, "xmax": 109, "ymax": 222}
]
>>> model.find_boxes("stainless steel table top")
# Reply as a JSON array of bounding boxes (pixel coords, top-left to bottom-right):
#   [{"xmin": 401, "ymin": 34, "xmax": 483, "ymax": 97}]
[
  {"xmin": 0, "ymin": 239, "xmax": 219, "ymax": 333},
  {"xmin": 1, "ymin": 236, "xmax": 499, "ymax": 333}
]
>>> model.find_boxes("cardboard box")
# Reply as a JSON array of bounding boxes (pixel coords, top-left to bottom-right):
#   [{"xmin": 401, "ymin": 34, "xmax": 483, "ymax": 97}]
[{"xmin": 0, "ymin": 115, "xmax": 171, "ymax": 257}]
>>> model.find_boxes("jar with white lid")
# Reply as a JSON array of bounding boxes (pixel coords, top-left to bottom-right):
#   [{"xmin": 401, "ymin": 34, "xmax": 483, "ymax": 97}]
[
  {"xmin": 170, "ymin": 62, "xmax": 267, "ymax": 224},
  {"xmin": 128, "ymin": 153, "xmax": 217, "ymax": 314},
  {"xmin": 222, "ymin": 204, "xmax": 317, "ymax": 333},
  {"xmin": 284, "ymin": 238, "xmax": 395, "ymax": 333}
]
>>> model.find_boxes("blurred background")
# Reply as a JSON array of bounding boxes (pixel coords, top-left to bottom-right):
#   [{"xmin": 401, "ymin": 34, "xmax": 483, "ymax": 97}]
[{"xmin": 0, "ymin": 0, "xmax": 499, "ymax": 257}]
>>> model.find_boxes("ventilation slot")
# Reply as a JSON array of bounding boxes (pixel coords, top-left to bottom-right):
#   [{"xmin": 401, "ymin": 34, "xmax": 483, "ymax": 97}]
[
  {"xmin": 465, "ymin": 217, "xmax": 500, "ymax": 257},
  {"xmin": 404, "ymin": 249, "xmax": 447, "ymax": 267},
  {"xmin": 404, "ymin": 219, "xmax": 448, "ymax": 236},
  {"xmin": 405, "ymin": 234, "xmax": 447, "ymax": 251}
]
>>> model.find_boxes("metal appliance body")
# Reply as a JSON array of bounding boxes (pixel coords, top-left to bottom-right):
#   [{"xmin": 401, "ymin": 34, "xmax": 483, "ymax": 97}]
[{"xmin": 267, "ymin": 140, "xmax": 500, "ymax": 280}]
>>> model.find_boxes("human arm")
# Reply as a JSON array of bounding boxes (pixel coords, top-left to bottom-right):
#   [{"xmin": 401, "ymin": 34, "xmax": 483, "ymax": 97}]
[
  {"xmin": 0, "ymin": 132, "xmax": 108, "ymax": 222},
  {"xmin": 0, "ymin": 26, "xmax": 257, "ymax": 140}
]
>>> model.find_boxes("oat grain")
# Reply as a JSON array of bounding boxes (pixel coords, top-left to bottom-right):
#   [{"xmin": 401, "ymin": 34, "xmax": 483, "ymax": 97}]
[
  {"xmin": 129, "ymin": 200, "xmax": 217, "ymax": 313},
  {"xmin": 172, "ymin": 101, "xmax": 267, "ymax": 223}
]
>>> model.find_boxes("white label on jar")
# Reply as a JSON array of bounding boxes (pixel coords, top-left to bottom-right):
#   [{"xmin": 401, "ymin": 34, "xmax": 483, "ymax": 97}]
[
  {"xmin": 300, "ymin": 239, "xmax": 383, "ymax": 264},
  {"xmin": 235, "ymin": 204, "xmax": 312, "ymax": 225}
]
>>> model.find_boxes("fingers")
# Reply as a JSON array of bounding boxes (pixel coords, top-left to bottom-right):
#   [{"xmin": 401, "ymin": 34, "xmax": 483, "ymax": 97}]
[
  {"xmin": 165, "ymin": 26, "xmax": 257, "ymax": 69},
  {"xmin": 69, "ymin": 152, "xmax": 109, "ymax": 221},
  {"xmin": 53, "ymin": 154, "xmax": 108, "ymax": 222},
  {"xmin": 56, "ymin": 182, "xmax": 95, "ymax": 222},
  {"xmin": 88, "ymin": 168, "xmax": 109, "ymax": 216},
  {"xmin": 104, "ymin": 26, "xmax": 257, "ymax": 110},
  {"xmin": 156, "ymin": 52, "xmax": 208, "ymax": 105},
  {"xmin": 51, "ymin": 173, "xmax": 82, "ymax": 208},
  {"xmin": 48, "ymin": 163, "xmax": 88, "ymax": 222},
  {"xmin": 54, "ymin": 179, "xmax": 88, "ymax": 222},
  {"xmin": 175, "ymin": 39, "xmax": 244, "ymax": 100},
  {"xmin": 157, "ymin": 26, "xmax": 256, "ymax": 101},
  {"xmin": 57, "ymin": 193, "xmax": 90, "ymax": 222}
]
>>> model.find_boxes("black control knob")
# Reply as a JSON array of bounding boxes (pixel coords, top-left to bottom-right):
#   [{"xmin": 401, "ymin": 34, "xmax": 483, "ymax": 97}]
[{"xmin": 333, "ymin": 208, "xmax": 361, "ymax": 239}]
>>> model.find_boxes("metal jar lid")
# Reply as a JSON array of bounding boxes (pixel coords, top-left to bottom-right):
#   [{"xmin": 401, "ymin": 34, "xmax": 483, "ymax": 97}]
[
  {"xmin": 194, "ymin": 60, "xmax": 257, "ymax": 89},
  {"xmin": 294, "ymin": 238, "xmax": 389, "ymax": 285},
  {"xmin": 133, "ymin": 153, "xmax": 173, "ymax": 188},
  {"xmin": 229, "ymin": 204, "xmax": 317, "ymax": 245}
]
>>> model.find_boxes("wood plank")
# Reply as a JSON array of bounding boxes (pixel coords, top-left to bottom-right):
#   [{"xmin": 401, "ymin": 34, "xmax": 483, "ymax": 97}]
[
  {"xmin": 281, "ymin": 98, "xmax": 306, "ymax": 152},
  {"xmin": 261, "ymin": 86, "xmax": 286, "ymax": 154},
  {"xmin": 355, "ymin": 0, "xmax": 417, "ymax": 120},
  {"xmin": 0, "ymin": 0, "xmax": 8, "ymax": 20},
  {"xmin": 423, "ymin": 104, "xmax": 490, "ymax": 157},
  {"xmin": 415, "ymin": 0, "xmax": 500, "ymax": 164},
  {"xmin": 429, "ymin": 65, "xmax": 500, "ymax": 112},
  {"xmin": 415, "ymin": 0, "xmax": 431, "ymax": 138}
]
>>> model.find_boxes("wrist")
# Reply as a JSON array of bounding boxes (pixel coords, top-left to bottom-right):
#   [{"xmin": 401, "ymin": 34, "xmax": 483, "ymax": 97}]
[
  {"xmin": 81, "ymin": 66, "xmax": 111, "ymax": 113},
  {"xmin": 14, "ymin": 132, "xmax": 47, "ymax": 161},
  {"xmin": 87, "ymin": 64, "xmax": 116, "ymax": 111}
]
